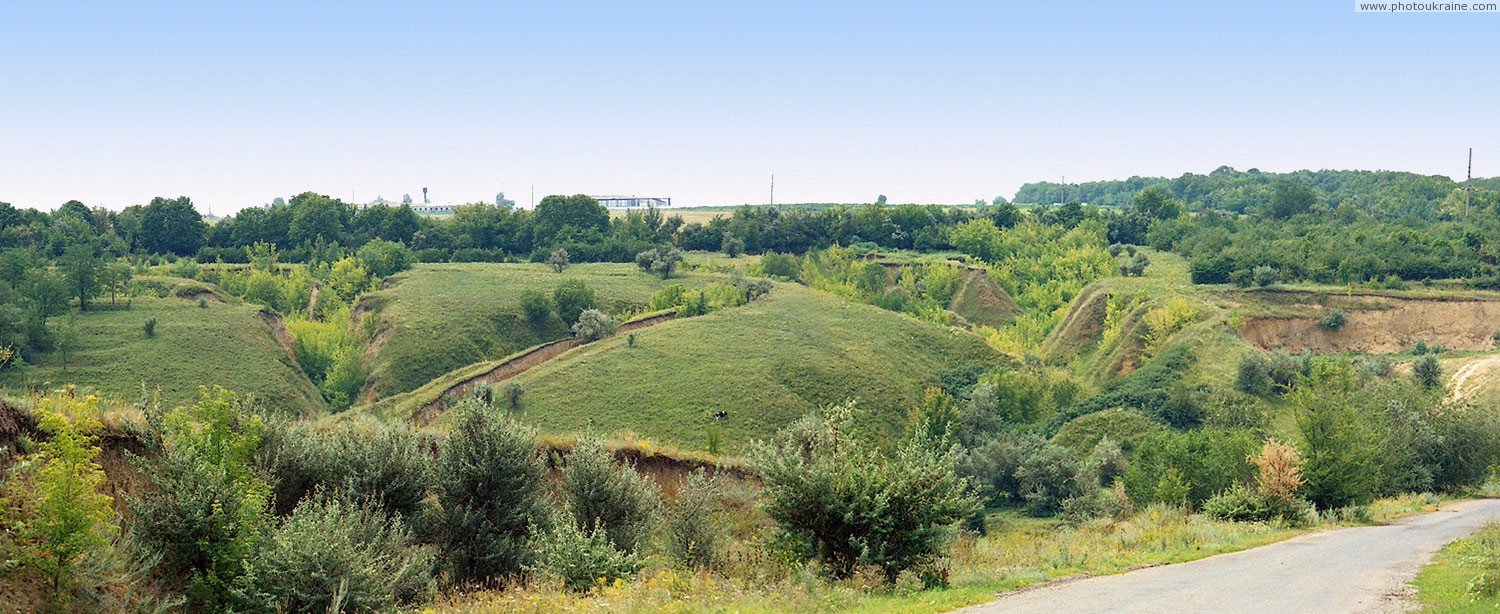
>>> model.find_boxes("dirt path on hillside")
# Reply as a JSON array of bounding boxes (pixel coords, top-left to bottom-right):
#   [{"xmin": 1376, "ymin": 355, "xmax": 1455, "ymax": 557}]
[
  {"xmin": 1449, "ymin": 354, "xmax": 1500, "ymax": 403},
  {"xmin": 412, "ymin": 310, "xmax": 676, "ymax": 425},
  {"xmin": 306, "ymin": 282, "xmax": 321, "ymax": 319},
  {"xmin": 954, "ymin": 499, "xmax": 1500, "ymax": 614}
]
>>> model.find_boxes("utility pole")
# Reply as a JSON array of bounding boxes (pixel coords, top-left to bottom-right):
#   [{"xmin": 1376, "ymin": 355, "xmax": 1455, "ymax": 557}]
[
  {"xmin": 770, "ymin": 174, "xmax": 775, "ymax": 207},
  {"xmin": 1467, "ymin": 148, "xmax": 1473, "ymax": 219}
]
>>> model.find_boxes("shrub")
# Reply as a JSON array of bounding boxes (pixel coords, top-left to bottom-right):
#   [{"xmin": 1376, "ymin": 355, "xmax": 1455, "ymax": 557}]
[
  {"xmin": 1121, "ymin": 428, "xmax": 1256, "ymax": 510},
  {"xmin": 434, "ymin": 403, "xmax": 551, "ymax": 583},
  {"xmin": 1252, "ymin": 265, "xmax": 1280, "ymax": 287},
  {"xmin": 503, "ymin": 381, "xmax": 523, "ymax": 412},
  {"xmin": 661, "ymin": 469, "xmax": 725, "ymax": 568},
  {"xmin": 1085, "ymin": 436, "xmax": 1128, "ymax": 487},
  {"xmin": 284, "ymin": 310, "xmax": 364, "ymax": 409},
  {"xmin": 754, "ymin": 401, "xmax": 978, "ymax": 581},
  {"xmin": 531, "ymin": 513, "xmax": 640, "ymax": 591},
  {"xmin": 319, "ymin": 346, "xmax": 366, "ymax": 409},
  {"xmin": 547, "ymin": 248, "xmax": 570, "ymax": 273},
  {"xmin": 648, "ymin": 284, "xmax": 689, "ymax": 311},
  {"xmin": 1235, "ymin": 352, "xmax": 1271, "ymax": 395},
  {"xmin": 143, "ymin": 316, "xmax": 157, "ymax": 338},
  {"xmin": 234, "ymin": 496, "xmax": 434, "ymax": 612},
  {"xmin": 1429, "ymin": 405, "xmax": 1500, "ymax": 492},
  {"xmin": 729, "ymin": 270, "xmax": 774, "ymax": 302},
  {"xmin": 1139, "ymin": 296, "xmax": 1197, "ymax": 359},
  {"xmin": 130, "ymin": 387, "xmax": 269, "ymax": 609},
  {"xmin": 1250, "ymin": 438, "xmax": 1307, "ymax": 515},
  {"xmin": 570, "ymin": 309, "xmax": 617, "ymax": 342},
  {"xmin": 519, "ymin": 289, "xmax": 554, "ymax": 324},
  {"xmin": 1357, "ymin": 355, "xmax": 1392, "ymax": 378},
  {"xmin": 1202, "ymin": 483, "xmax": 1270, "ymax": 522},
  {"xmin": 562, "ymin": 437, "xmax": 659, "ymax": 555},
  {"xmin": 635, "ymin": 244, "xmax": 684, "ymax": 279},
  {"xmin": 1318, "ymin": 308, "xmax": 1347, "ymax": 331},
  {"xmin": 1118, "ymin": 251, "xmax": 1150, "ymax": 277},
  {"xmin": 720, "ymin": 233, "xmax": 745, "ymax": 257},
  {"xmin": 357, "ymin": 238, "xmax": 415, "ymax": 279},
  {"xmin": 198, "ymin": 297, "xmax": 207, "ymax": 309},
  {"xmin": 326, "ymin": 256, "xmax": 371, "ymax": 303},
  {"xmin": 1412, "ymin": 354, "xmax": 1442, "ymax": 389},
  {"xmin": 758, "ymin": 252, "xmax": 801, "ymax": 280},
  {"xmin": 11, "ymin": 393, "xmax": 116, "ymax": 604},
  {"xmin": 552, "ymin": 280, "xmax": 595, "ymax": 325},
  {"xmin": 1266, "ymin": 348, "xmax": 1306, "ymax": 390}
]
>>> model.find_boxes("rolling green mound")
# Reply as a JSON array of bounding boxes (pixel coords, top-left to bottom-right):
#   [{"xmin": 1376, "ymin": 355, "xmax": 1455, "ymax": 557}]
[
  {"xmin": 432, "ymin": 283, "xmax": 1003, "ymax": 454},
  {"xmin": 359, "ymin": 262, "xmax": 719, "ymax": 400},
  {"xmin": 0, "ymin": 287, "xmax": 324, "ymax": 414}
]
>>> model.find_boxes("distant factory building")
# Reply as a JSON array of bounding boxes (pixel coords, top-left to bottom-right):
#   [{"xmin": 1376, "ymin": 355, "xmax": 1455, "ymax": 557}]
[{"xmin": 594, "ymin": 195, "xmax": 671, "ymax": 209}]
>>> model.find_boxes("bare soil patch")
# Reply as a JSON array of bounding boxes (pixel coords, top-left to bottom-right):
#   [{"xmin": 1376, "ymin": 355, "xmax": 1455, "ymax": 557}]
[{"xmin": 1241, "ymin": 296, "xmax": 1500, "ymax": 353}]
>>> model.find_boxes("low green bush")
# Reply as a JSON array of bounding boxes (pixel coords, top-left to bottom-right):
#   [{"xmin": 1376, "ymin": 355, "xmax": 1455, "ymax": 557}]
[
  {"xmin": 530, "ymin": 513, "xmax": 640, "ymax": 591},
  {"xmin": 960, "ymin": 432, "xmax": 1088, "ymax": 516},
  {"xmin": 661, "ymin": 469, "xmax": 725, "ymax": 569},
  {"xmin": 234, "ymin": 496, "xmax": 434, "ymax": 612},
  {"xmin": 1121, "ymin": 428, "xmax": 1256, "ymax": 510},
  {"xmin": 754, "ymin": 401, "xmax": 978, "ymax": 581},
  {"xmin": 561, "ymin": 437, "xmax": 658, "ymax": 555}
]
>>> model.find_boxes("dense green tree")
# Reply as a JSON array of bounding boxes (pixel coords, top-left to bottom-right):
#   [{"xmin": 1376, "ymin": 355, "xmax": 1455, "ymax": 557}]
[
  {"xmin": 1293, "ymin": 362, "xmax": 1381, "ymax": 509},
  {"xmin": 1266, "ymin": 183, "xmax": 1318, "ymax": 219},
  {"xmin": 534, "ymin": 194, "xmax": 609, "ymax": 243},
  {"xmin": 138, "ymin": 196, "xmax": 207, "ymax": 255},
  {"xmin": 287, "ymin": 192, "xmax": 350, "ymax": 247},
  {"xmin": 60, "ymin": 244, "xmax": 100, "ymax": 310}
]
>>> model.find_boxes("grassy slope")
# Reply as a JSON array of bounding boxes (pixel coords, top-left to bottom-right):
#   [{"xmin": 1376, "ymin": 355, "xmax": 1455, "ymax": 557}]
[
  {"xmin": 362, "ymin": 262, "xmax": 719, "ymax": 400},
  {"xmin": 0, "ymin": 293, "xmax": 323, "ymax": 414},
  {"xmin": 466, "ymin": 283, "xmax": 1002, "ymax": 453}
]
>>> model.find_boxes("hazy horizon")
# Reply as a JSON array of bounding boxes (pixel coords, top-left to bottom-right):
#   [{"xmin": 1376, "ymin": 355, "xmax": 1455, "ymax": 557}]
[{"xmin": 3, "ymin": 1, "xmax": 1495, "ymax": 213}]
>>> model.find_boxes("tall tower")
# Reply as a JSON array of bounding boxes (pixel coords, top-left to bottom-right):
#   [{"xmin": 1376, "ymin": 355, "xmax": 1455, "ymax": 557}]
[{"xmin": 422, "ymin": 187, "xmax": 429, "ymax": 204}]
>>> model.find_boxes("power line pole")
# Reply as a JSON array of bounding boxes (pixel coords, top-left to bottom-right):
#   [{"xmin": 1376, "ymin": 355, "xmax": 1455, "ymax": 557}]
[{"xmin": 1466, "ymin": 147, "xmax": 1473, "ymax": 219}]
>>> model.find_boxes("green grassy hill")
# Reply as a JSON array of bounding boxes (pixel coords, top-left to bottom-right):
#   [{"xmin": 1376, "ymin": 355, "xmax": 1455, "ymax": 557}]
[
  {"xmin": 359, "ymin": 262, "xmax": 720, "ymax": 400},
  {"xmin": 0, "ymin": 285, "xmax": 324, "ymax": 414},
  {"xmin": 427, "ymin": 283, "xmax": 1003, "ymax": 454}
]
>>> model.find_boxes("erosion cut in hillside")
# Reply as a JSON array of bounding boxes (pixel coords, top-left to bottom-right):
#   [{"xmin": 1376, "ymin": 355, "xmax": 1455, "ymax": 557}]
[
  {"xmin": 455, "ymin": 283, "xmax": 1005, "ymax": 454},
  {"xmin": 356, "ymin": 262, "xmax": 720, "ymax": 402},
  {"xmin": 878, "ymin": 260, "xmax": 1022, "ymax": 327},
  {"xmin": 1239, "ymin": 292, "xmax": 1500, "ymax": 354}
]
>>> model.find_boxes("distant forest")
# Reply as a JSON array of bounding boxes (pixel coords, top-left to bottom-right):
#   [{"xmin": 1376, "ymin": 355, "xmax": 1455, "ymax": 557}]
[{"xmin": 1015, "ymin": 166, "xmax": 1500, "ymax": 220}]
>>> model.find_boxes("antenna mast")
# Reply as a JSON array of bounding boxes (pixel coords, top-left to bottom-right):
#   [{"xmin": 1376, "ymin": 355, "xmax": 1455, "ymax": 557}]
[{"xmin": 770, "ymin": 174, "xmax": 775, "ymax": 207}]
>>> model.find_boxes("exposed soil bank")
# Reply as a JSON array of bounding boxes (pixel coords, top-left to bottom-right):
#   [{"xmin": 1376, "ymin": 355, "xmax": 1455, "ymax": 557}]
[{"xmin": 1241, "ymin": 296, "xmax": 1500, "ymax": 353}]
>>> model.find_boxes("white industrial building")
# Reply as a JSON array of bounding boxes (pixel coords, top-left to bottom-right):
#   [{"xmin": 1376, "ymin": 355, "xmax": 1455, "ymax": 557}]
[{"xmin": 593, "ymin": 195, "xmax": 671, "ymax": 209}]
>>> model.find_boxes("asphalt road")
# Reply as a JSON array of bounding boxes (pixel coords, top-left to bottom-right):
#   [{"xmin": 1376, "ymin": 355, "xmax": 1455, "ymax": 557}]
[{"xmin": 956, "ymin": 498, "xmax": 1500, "ymax": 614}]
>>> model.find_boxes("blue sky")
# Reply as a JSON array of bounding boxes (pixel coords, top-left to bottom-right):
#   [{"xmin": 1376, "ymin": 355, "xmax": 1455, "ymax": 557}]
[{"xmin": 1, "ymin": 1, "xmax": 1495, "ymax": 212}]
